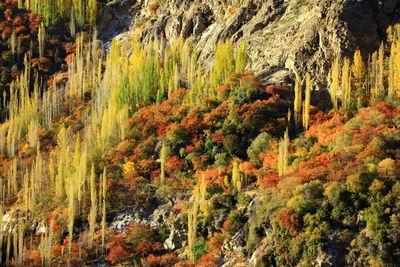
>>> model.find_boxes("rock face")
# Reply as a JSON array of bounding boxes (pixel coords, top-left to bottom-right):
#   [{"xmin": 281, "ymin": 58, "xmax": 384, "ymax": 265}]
[
  {"xmin": 109, "ymin": 195, "xmax": 188, "ymax": 250},
  {"xmin": 98, "ymin": 0, "xmax": 400, "ymax": 87}
]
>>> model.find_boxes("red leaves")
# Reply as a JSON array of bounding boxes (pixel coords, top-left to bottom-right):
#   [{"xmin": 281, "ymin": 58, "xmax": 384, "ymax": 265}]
[
  {"xmin": 239, "ymin": 161, "xmax": 255, "ymax": 173},
  {"xmin": 261, "ymin": 172, "xmax": 281, "ymax": 188},
  {"xmin": 14, "ymin": 25, "xmax": 27, "ymax": 34},
  {"xmin": 166, "ymin": 155, "xmax": 185, "ymax": 174},
  {"xmin": 31, "ymin": 57, "xmax": 53, "ymax": 72},
  {"xmin": 196, "ymin": 168, "xmax": 227, "ymax": 187},
  {"xmin": 212, "ymin": 131, "xmax": 225, "ymax": 144},
  {"xmin": 198, "ymin": 253, "xmax": 220, "ymax": 267},
  {"xmin": 306, "ymin": 111, "xmax": 347, "ymax": 146},
  {"xmin": 47, "ymin": 213, "xmax": 58, "ymax": 226},
  {"xmin": 147, "ymin": 253, "xmax": 180, "ymax": 266},
  {"xmin": 156, "ymin": 123, "xmax": 168, "ymax": 137},
  {"xmin": 107, "ymin": 234, "xmax": 129, "ymax": 264},
  {"xmin": 1, "ymin": 27, "xmax": 12, "ymax": 39},
  {"xmin": 277, "ymin": 209, "xmax": 300, "ymax": 235}
]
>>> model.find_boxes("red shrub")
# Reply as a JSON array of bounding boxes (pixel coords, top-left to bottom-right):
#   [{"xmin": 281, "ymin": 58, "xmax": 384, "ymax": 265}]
[
  {"xmin": 198, "ymin": 253, "xmax": 220, "ymax": 266},
  {"xmin": 166, "ymin": 156, "xmax": 185, "ymax": 174},
  {"xmin": 277, "ymin": 209, "xmax": 300, "ymax": 235},
  {"xmin": 106, "ymin": 234, "xmax": 129, "ymax": 264},
  {"xmin": 147, "ymin": 252, "xmax": 180, "ymax": 266},
  {"xmin": 261, "ymin": 173, "xmax": 281, "ymax": 188}
]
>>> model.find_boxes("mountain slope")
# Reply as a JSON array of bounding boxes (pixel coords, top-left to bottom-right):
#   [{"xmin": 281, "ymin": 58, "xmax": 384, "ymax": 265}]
[{"xmin": 98, "ymin": 0, "xmax": 400, "ymax": 87}]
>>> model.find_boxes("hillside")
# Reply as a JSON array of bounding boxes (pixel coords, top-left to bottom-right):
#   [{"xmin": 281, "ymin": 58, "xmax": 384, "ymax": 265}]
[{"xmin": 0, "ymin": 0, "xmax": 399, "ymax": 266}]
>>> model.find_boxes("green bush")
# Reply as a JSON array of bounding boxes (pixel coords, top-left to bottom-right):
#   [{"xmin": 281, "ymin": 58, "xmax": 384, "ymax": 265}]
[
  {"xmin": 247, "ymin": 132, "xmax": 271, "ymax": 166},
  {"xmin": 193, "ymin": 242, "xmax": 208, "ymax": 261}
]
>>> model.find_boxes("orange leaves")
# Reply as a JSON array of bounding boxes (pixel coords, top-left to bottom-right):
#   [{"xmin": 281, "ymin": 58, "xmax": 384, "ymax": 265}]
[
  {"xmin": 306, "ymin": 111, "xmax": 348, "ymax": 146},
  {"xmin": 166, "ymin": 155, "xmax": 185, "ymax": 174},
  {"xmin": 47, "ymin": 213, "xmax": 58, "ymax": 226},
  {"xmin": 207, "ymin": 232, "xmax": 225, "ymax": 254},
  {"xmin": 1, "ymin": 26, "xmax": 12, "ymax": 39},
  {"xmin": 106, "ymin": 234, "xmax": 129, "ymax": 264},
  {"xmin": 212, "ymin": 131, "xmax": 225, "ymax": 144},
  {"xmin": 295, "ymin": 152, "xmax": 337, "ymax": 182},
  {"xmin": 239, "ymin": 161, "xmax": 255, "ymax": 173},
  {"xmin": 156, "ymin": 123, "xmax": 168, "ymax": 137},
  {"xmin": 23, "ymin": 250, "xmax": 42, "ymax": 267},
  {"xmin": 216, "ymin": 83, "xmax": 231, "ymax": 99},
  {"xmin": 65, "ymin": 53, "xmax": 75, "ymax": 64},
  {"xmin": 147, "ymin": 253, "xmax": 180, "ymax": 266},
  {"xmin": 262, "ymin": 154, "xmax": 278, "ymax": 170},
  {"xmin": 31, "ymin": 57, "xmax": 53, "ymax": 72},
  {"xmin": 261, "ymin": 172, "xmax": 281, "ymax": 188},
  {"xmin": 197, "ymin": 253, "xmax": 220, "ymax": 266},
  {"xmin": 124, "ymin": 223, "xmax": 163, "ymax": 258},
  {"xmin": 195, "ymin": 168, "xmax": 227, "ymax": 187},
  {"xmin": 52, "ymin": 237, "xmax": 88, "ymax": 264},
  {"xmin": 277, "ymin": 208, "xmax": 300, "ymax": 235}
]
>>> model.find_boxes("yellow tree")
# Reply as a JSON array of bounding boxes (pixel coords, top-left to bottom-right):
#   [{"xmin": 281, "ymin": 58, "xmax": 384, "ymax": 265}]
[
  {"xmin": 351, "ymin": 50, "xmax": 366, "ymax": 109},
  {"xmin": 231, "ymin": 161, "xmax": 242, "ymax": 191},
  {"xmin": 330, "ymin": 55, "xmax": 340, "ymax": 110},
  {"xmin": 159, "ymin": 142, "xmax": 168, "ymax": 183},
  {"xmin": 234, "ymin": 41, "xmax": 248, "ymax": 73},
  {"xmin": 341, "ymin": 57, "xmax": 351, "ymax": 112},
  {"xmin": 389, "ymin": 37, "xmax": 400, "ymax": 98},
  {"xmin": 278, "ymin": 128, "xmax": 289, "ymax": 176},
  {"xmin": 88, "ymin": 165, "xmax": 97, "ymax": 247},
  {"xmin": 293, "ymin": 74, "xmax": 302, "ymax": 128},
  {"xmin": 376, "ymin": 42, "xmax": 385, "ymax": 100},
  {"xmin": 303, "ymin": 73, "xmax": 311, "ymax": 130}
]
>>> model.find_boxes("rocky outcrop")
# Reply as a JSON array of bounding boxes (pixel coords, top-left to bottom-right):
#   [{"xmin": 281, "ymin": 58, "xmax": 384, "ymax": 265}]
[
  {"xmin": 109, "ymin": 195, "xmax": 188, "ymax": 250},
  {"xmin": 98, "ymin": 0, "xmax": 400, "ymax": 88},
  {"xmin": 97, "ymin": 0, "xmax": 137, "ymax": 40}
]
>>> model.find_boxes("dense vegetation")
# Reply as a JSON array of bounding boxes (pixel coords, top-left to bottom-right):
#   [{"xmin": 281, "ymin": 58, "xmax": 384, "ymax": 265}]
[{"xmin": 0, "ymin": 1, "xmax": 399, "ymax": 266}]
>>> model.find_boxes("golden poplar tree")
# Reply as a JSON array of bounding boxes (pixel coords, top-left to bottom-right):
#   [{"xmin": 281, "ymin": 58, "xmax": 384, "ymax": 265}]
[
  {"xmin": 231, "ymin": 161, "xmax": 242, "ymax": 191},
  {"xmin": 187, "ymin": 200, "xmax": 198, "ymax": 260},
  {"xmin": 293, "ymin": 74, "xmax": 302, "ymax": 128},
  {"xmin": 376, "ymin": 42, "xmax": 385, "ymax": 100},
  {"xmin": 389, "ymin": 36, "xmax": 400, "ymax": 98},
  {"xmin": 351, "ymin": 50, "xmax": 366, "ymax": 109},
  {"xmin": 278, "ymin": 128, "xmax": 289, "ymax": 176},
  {"xmin": 341, "ymin": 57, "xmax": 351, "ymax": 112},
  {"xmin": 160, "ymin": 142, "xmax": 168, "ymax": 183},
  {"xmin": 303, "ymin": 73, "xmax": 311, "ymax": 130},
  {"xmin": 88, "ymin": 165, "xmax": 97, "ymax": 247},
  {"xmin": 330, "ymin": 55, "xmax": 340, "ymax": 110},
  {"xmin": 234, "ymin": 41, "xmax": 248, "ymax": 73},
  {"xmin": 38, "ymin": 23, "xmax": 46, "ymax": 58}
]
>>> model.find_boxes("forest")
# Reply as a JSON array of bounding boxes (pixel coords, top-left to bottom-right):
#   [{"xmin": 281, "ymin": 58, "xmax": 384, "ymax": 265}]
[{"xmin": 0, "ymin": 0, "xmax": 399, "ymax": 266}]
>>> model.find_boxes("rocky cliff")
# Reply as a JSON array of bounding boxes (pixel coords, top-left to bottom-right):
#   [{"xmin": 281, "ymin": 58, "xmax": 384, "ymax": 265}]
[{"xmin": 98, "ymin": 0, "xmax": 400, "ymax": 88}]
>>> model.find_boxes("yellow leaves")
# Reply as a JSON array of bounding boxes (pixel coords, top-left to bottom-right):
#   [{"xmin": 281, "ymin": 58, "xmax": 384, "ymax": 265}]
[
  {"xmin": 377, "ymin": 158, "xmax": 397, "ymax": 181},
  {"xmin": 278, "ymin": 128, "xmax": 289, "ymax": 176},
  {"xmin": 235, "ymin": 41, "xmax": 248, "ymax": 73},
  {"xmin": 88, "ymin": 165, "xmax": 97, "ymax": 248},
  {"xmin": 330, "ymin": 55, "xmax": 340, "ymax": 110},
  {"xmin": 123, "ymin": 161, "xmax": 136, "ymax": 180},
  {"xmin": 38, "ymin": 23, "xmax": 46, "ymax": 58},
  {"xmin": 351, "ymin": 50, "xmax": 366, "ymax": 88},
  {"xmin": 303, "ymin": 73, "xmax": 311, "ymax": 130},
  {"xmin": 389, "ymin": 37, "xmax": 400, "ymax": 98},
  {"xmin": 210, "ymin": 40, "xmax": 235, "ymax": 91},
  {"xmin": 369, "ymin": 179, "xmax": 385, "ymax": 194},
  {"xmin": 293, "ymin": 74, "xmax": 302, "ymax": 128},
  {"xmin": 341, "ymin": 57, "xmax": 351, "ymax": 112},
  {"xmin": 231, "ymin": 161, "xmax": 243, "ymax": 191}
]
